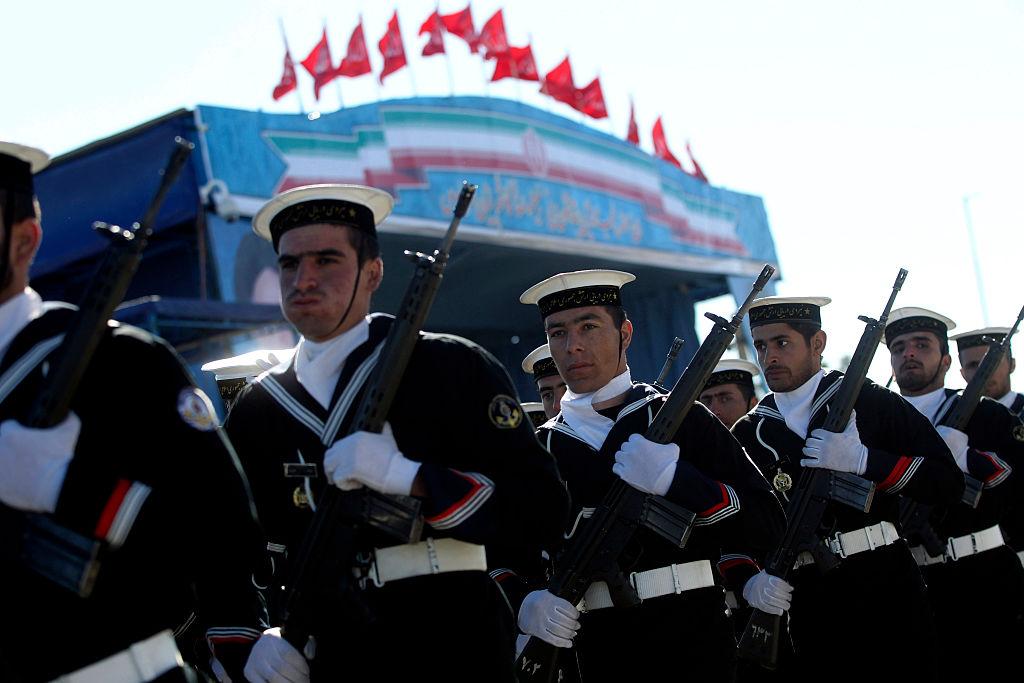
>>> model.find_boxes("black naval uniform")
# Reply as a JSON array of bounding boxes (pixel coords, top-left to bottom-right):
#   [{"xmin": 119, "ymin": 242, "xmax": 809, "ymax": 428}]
[
  {"xmin": 0, "ymin": 304, "xmax": 266, "ymax": 682},
  {"xmin": 225, "ymin": 314, "xmax": 569, "ymax": 682},
  {"xmin": 534, "ymin": 382, "xmax": 786, "ymax": 680},
  {"xmin": 902, "ymin": 390, "xmax": 1024, "ymax": 677},
  {"xmin": 731, "ymin": 370, "xmax": 964, "ymax": 681}
]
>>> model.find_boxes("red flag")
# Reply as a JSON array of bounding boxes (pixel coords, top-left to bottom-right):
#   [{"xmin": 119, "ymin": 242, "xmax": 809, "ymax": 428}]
[
  {"xmin": 272, "ymin": 48, "xmax": 297, "ymax": 100},
  {"xmin": 478, "ymin": 9, "xmax": 509, "ymax": 59},
  {"xmin": 419, "ymin": 10, "xmax": 446, "ymax": 57},
  {"xmin": 337, "ymin": 21, "xmax": 372, "ymax": 77},
  {"xmin": 574, "ymin": 77, "xmax": 608, "ymax": 119},
  {"xmin": 626, "ymin": 100, "xmax": 640, "ymax": 145},
  {"xmin": 652, "ymin": 117, "xmax": 682, "ymax": 169},
  {"xmin": 540, "ymin": 56, "xmax": 577, "ymax": 106},
  {"xmin": 686, "ymin": 141, "xmax": 709, "ymax": 183},
  {"xmin": 441, "ymin": 5, "xmax": 479, "ymax": 52},
  {"xmin": 490, "ymin": 44, "xmax": 539, "ymax": 82},
  {"xmin": 378, "ymin": 11, "xmax": 408, "ymax": 83},
  {"xmin": 301, "ymin": 29, "xmax": 337, "ymax": 101}
]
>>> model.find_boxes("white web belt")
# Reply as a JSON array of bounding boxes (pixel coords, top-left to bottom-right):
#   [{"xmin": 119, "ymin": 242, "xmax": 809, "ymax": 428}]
[
  {"xmin": 793, "ymin": 521, "xmax": 900, "ymax": 569},
  {"xmin": 52, "ymin": 630, "xmax": 182, "ymax": 683},
  {"xmin": 365, "ymin": 538, "xmax": 487, "ymax": 587},
  {"xmin": 577, "ymin": 559, "xmax": 715, "ymax": 612},
  {"xmin": 910, "ymin": 524, "xmax": 1006, "ymax": 566}
]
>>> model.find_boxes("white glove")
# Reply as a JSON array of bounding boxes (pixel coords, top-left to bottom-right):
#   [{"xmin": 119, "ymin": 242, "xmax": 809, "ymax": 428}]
[
  {"xmin": 801, "ymin": 412, "xmax": 868, "ymax": 475},
  {"xmin": 243, "ymin": 627, "xmax": 310, "ymax": 683},
  {"xmin": 936, "ymin": 426, "xmax": 970, "ymax": 473},
  {"xmin": 323, "ymin": 422, "xmax": 421, "ymax": 495},
  {"xmin": 0, "ymin": 414, "xmax": 79, "ymax": 513},
  {"xmin": 742, "ymin": 570, "xmax": 794, "ymax": 616},
  {"xmin": 517, "ymin": 590, "xmax": 581, "ymax": 649},
  {"xmin": 612, "ymin": 433, "xmax": 679, "ymax": 496}
]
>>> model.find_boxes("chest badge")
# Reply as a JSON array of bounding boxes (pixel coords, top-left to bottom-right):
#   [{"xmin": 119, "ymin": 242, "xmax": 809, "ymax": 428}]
[
  {"xmin": 773, "ymin": 470, "xmax": 793, "ymax": 493},
  {"xmin": 292, "ymin": 486, "xmax": 311, "ymax": 509}
]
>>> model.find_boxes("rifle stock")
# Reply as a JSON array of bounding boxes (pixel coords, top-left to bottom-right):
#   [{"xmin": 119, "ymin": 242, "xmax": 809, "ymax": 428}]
[
  {"xmin": 516, "ymin": 265, "xmax": 775, "ymax": 682},
  {"xmin": 279, "ymin": 182, "xmax": 477, "ymax": 650},
  {"xmin": 738, "ymin": 268, "xmax": 907, "ymax": 669}
]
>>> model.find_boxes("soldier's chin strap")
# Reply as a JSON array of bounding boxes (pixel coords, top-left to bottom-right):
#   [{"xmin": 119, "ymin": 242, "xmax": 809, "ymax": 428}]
[{"xmin": 325, "ymin": 265, "xmax": 363, "ymax": 339}]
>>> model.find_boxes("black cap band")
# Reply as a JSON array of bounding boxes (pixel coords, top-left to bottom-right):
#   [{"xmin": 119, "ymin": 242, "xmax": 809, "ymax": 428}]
[
  {"xmin": 954, "ymin": 333, "xmax": 1006, "ymax": 351},
  {"xmin": 749, "ymin": 303, "xmax": 822, "ymax": 329},
  {"xmin": 269, "ymin": 199, "xmax": 375, "ymax": 249},
  {"xmin": 0, "ymin": 153, "xmax": 33, "ymax": 196},
  {"xmin": 537, "ymin": 285, "xmax": 622, "ymax": 318},
  {"xmin": 884, "ymin": 316, "xmax": 949, "ymax": 345},
  {"xmin": 704, "ymin": 369, "xmax": 756, "ymax": 391},
  {"xmin": 531, "ymin": 356, "xmax": 559, "ymax": 381}
]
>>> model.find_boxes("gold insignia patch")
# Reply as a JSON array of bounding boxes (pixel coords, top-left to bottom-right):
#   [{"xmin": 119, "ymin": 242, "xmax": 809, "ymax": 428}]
[
  {"xmin": 489, "ymin": 394, "xmax": 523, "ymax": 429},
  {"xmin": 1014, "ymin": 424, "xmax": 1024, "ymax": 442},
  {"xmin": 177, "ymin": 387, "xmax": 218, "ymax": 432},
  {"xmin": 293, "ymin": 486, "xmax": 310, "ymax": 509},
  {"xmin": 773, "ymin": 470, "xmax": 793, "ymax": 493}
]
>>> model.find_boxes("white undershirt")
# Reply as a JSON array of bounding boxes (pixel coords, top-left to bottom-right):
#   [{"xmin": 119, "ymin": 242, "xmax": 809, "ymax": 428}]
[
  {"xmin": 293, "ymin": 317, "xmax": 371, "ymax": 409},
  {"xmin": 0, "ymin": 288, "xmax": 43, "ymax": 361},
  {"xmin": 997, "ymin": 390, "xmax": 1020, "ymax": 411},
  {"xmin": 774, "ymin": 370, "xmax": 825, "ymax": 438},
  {"xmin": 559, "ymin": 367, "xmax": 633, "ymax": 450},
  {"xmin": 902, "ymin": 386, "xmax": 947, "ymax": 424}
]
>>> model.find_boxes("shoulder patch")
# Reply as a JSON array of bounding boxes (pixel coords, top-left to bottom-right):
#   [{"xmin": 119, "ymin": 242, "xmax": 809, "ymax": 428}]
[
  {"xmin": 489, "ymin": 394, "xmax": 523, "ymax": 429},
  {"xmin": 1014, "ymin": 424, "xmax": 1024, "ymax": 442},
  {"xmin": 177, "ymin": 387, "xmax": 218, "ymax": 431}
]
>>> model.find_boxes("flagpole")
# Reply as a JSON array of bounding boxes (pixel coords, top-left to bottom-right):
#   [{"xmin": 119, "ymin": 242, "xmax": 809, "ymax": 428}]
[{"xmin": 963, "ymin": 194, "xmax": 991, "ymax": 325}]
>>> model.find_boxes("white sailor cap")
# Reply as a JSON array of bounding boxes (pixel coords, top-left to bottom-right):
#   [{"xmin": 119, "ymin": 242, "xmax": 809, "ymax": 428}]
[
  {"xmin": 252, "ymin": 184, "xmax": 394, "ymax": 252},
  {"xmin": 521, "ymin": 344, "xmax": 559, "ymax": 379},
  {"xmin": 704, "ymin": 358, "xmax": 760, "ymax": 390},
  {"xmin": 200, "ymin": 348, "xmax": 295, "ymax": 380},
  {"xmin": 748, "ymin": 296, "xmax": 831, "ymax": 329},
  {"xmin": 0, "ymin": 142, "xmax": 50, "ymax": 196},
  {"xmin": 519, "ymin": 269, "xmax": 636, "ymax": 318},
  {"xmin": 884, "ymin": 307, "xmax": 956, "ymax": 345},
  {"xmin": 949, "ymin": 326, "xmax": 1011, "ymax": 352}
]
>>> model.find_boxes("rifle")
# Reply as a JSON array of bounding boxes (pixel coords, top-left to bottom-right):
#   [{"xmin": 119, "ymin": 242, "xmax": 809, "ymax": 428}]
[
  {"xmin": 737, "ymin": 268, "xmax": 907, "ymax": 669},
  {"xmin": 516, "ymin": 264, "xmax": 775, "ymax": 682},
  {"xmin": 0, "ymin": 138, "xmax": 194, "ymax": 598},
  {"xmin": 899, "ymin": 303, "xmax": 1024, "ymax": 556},
  {"xmin": 653, "ymin": 336, "xmax": 684, "ymax": 391},
  {"xmin": 279, "ymin": 182, "xmax": 477, "ymax": 650}
]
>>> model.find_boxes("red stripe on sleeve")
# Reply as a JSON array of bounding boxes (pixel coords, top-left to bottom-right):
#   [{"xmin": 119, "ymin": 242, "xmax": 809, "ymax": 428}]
[
  {"xmin": 94, "ymin": 479, "xmax": 132, "ymax": 539},
  {"xmin": 424, "ymin": 471, "xmax": 484, "ymax": 524},
  {"xmin": 698, "ymin": 482, "xmax": 732, "ymax": 518},
  {"xmin": 877, "ymin": 456, "xmax": 911, "ymax": 490}
]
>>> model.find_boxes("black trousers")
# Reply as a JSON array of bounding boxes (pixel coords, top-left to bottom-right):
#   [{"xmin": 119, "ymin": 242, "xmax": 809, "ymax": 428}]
[
  {"xmin": 786, "ymin": 542, "xmax": 937, "ymax": 681},
  {"xmin": 923, "ymin": 545, "xmax": 1024, "ymax": 678},
  {"xmin": 573, "ymin": 587, "xmax": 737, "ymax": 681},
  {"xmin": 310, "ymin": 571, "xmax": 516, "ymax": 682}
]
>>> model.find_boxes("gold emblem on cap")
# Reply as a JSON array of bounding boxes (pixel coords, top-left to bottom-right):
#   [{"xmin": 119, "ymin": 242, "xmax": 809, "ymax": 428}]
[
  {"xmin": 293, "ymin": 486, "xmax": 310, "ymax": 508},
  {"xmin": 773, "ymin": 470, "xmax": 793, "ymax": 493}
]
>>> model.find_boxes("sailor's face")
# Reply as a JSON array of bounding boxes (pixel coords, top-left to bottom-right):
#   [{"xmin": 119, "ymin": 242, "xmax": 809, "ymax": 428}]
[
  {"xmin": 277, "ymin": 224, "xmax": 380, "ymax": 342},
  {"xmin": 699, "ymin": 383, "xmax": 752, "ymax": 428},
  {"xmin": 889, "ymin": 330, "xmax": 948, "ymax": 394},
  {"xmin": 545, "ymin": 305, "xmax": 630, "ymax": 394},
  {"xmin": 536, "ymin": 374, "xmax": 567, "ymax": 417},
  {"xmin": 753, "ymin": 323, "xmax": 821, "ymax": 393},
  {"xmin": 959, "ymin": 345, "xmax": 1013, "ymax": 399}
]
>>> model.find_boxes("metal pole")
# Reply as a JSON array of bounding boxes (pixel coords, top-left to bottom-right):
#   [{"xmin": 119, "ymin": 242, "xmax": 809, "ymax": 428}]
[{"xmin": 963, "ymin": 195, "xmax": 990, "ymax": 325}]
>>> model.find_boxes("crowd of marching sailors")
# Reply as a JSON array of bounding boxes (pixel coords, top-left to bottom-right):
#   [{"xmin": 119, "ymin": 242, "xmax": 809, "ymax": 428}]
[{"xmin": 1, "ymin": 139, "xmax": 1023, "ymax": 683}]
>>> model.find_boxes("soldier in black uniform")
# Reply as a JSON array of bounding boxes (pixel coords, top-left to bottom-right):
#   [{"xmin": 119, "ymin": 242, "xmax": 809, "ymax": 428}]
[
  {"xmin": 730, "ymin": 296, "xmax": 964, "ymax": 681},
  {"xmin": 0, "ymin": 143, "xmax": 265, "ymax": 682},
  {"xmin": 885, "ymin": 307, "xmax": 1024, "ymax": 677},
  {"xmin": 515, "ymin": 270, "xmax": 786, "ymax": 680},
  {"xmin": 521, "ymin": 343, "xmax": 566, "ymax": 420},
  {"xmin": 224, "ymin": 184, "xmax": 568, "ymax": 682},
  {"xmin": 699, "ymin": 358, "xmax": 760, "ymax": 429},
  {"xmin": 952, "ymin": 326, "xmax": 1023, "ymax": 418}
]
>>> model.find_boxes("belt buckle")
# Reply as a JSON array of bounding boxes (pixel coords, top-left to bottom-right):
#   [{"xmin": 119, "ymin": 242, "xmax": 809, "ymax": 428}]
[{"xmin": 827, "ymin": 532, "xmax": 848, "ymax": 559}]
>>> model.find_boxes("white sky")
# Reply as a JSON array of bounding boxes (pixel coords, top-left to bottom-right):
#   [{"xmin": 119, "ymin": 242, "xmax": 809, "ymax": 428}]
[{"xmin": 5, "ymin": 0, "xmax": 1023, "ymax": 390}]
